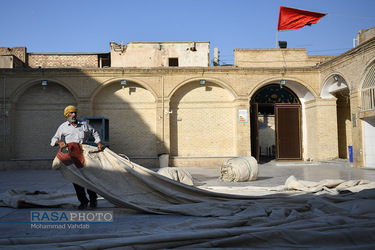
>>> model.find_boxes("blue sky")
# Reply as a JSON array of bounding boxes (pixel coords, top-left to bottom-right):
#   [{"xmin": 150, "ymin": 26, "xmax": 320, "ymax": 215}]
[{"xmin": 2, "ymin": 0, "xmax": 375, "ymax": 65}]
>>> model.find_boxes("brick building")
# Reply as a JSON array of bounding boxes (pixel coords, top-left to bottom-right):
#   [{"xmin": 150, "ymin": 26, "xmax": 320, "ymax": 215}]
[{"xmin": 1, "ymin": 28, "xmax": 375, "ymax": 169}]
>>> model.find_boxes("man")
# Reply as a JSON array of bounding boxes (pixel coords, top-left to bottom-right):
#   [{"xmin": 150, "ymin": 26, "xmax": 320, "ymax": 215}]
[{"xmin": 51, "ymin": 105, "xmax": 105, "ymax": 209}]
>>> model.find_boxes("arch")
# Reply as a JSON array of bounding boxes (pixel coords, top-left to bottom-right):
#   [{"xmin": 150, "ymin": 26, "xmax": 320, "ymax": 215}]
[
  {"xmin": 11, "ymin": 78, "xmax": 78, "ymax": 103},
  {"xmin": 359, "ymin": 58, "xmax": 375, "ymax": 91},
  {"xmin": 90, "ymin": 77, "xmax": 158, "ymax": 102},
  {"xmin": 12, "ymin": 79, "xmax": 77, "ymax": 159},
  {"xmin": 250, "ymin": 82, "xmax": 303, "ymax": 161},
  {"xmin": 251, "ymin": 84, "xmax": 301, "ymax": 104},
  {"xmin": 248, "ymin": 77, "xmax": 317, "ymax": 103},
  {"xmin": 168, "ymin": 77, "xmax": 238, "ymax": 100},
  {"xmin": 321, "ymin": 73, "xmax": 351, "ymax": 160},
  {"xmin": 359, "ymin": 60, "xmax": 375, "ymax": 111},
  {"xmin": 321, "ymin": 73, "xmax": 350, "ymax": 99},
  {"xmin": 92, "ymin": 77, "xmax": 158, "ymax": 157},
  {"xmin": 359, "ymin": 59, "xmax": 375, "ymax": 168},
  {"xmin": 169, "ymin": 78, "xmax": 236, "ymax": 157}
]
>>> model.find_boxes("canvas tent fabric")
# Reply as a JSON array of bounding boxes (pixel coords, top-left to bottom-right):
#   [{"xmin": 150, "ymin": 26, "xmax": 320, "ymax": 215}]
[
  {"xmin": 1, "ymin": 145, "xmax": 375, "ymax": 213},
  {"xmin": 1, "ymin": 145, "xmax": 375, "ymax": 248},
  {"xmin": 156, "ymin": 167, "xmax": 194, "ymax": 186},
  {"xmin": 50, "ymin": 146, "xmax": 265, "ymax": 216}
]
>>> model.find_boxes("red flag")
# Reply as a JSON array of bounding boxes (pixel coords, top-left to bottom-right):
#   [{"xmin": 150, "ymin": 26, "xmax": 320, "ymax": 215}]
[{"xmin": 277, "ymin": 6, "xmax": 326, "ymax": 31}]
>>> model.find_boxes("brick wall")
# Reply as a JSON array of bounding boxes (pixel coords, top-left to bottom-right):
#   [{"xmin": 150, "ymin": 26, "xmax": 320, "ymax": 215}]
[
  {"xmin": 1, "ymin": 41, "xmax": 374, "ymax": 168},
  {"xmin": 305, "ymin": 98, "xmax": 339, "ymax": 161},
  {"xmin": 170, "ymin": 81, "xmax": 236, "ymax": 157},
  {"xmin": 93, "ymin": 81, "xmax": 157, "ymax": 158},
  {"xmin": 234, "ymin": 49, "xmax": 333, "ymax": 67},
  {"xmin": 13, "ymin": 82, "xmax": 76, "ymax": 159},
  {"xmin": 28, "ymin": 54, "xmax": 99, "ymax": 68}
]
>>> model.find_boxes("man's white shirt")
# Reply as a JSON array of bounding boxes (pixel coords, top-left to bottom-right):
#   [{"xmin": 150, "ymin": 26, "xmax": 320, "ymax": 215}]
[{"xmin": 51, "ymin": 120, "xmax": 101, "ymax": 146}]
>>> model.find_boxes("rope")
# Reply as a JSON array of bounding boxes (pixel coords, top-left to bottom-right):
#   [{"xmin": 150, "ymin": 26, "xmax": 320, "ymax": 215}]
[{"xmin": 118, "ymin": 153, "xmax": 135, "ymax": 169}]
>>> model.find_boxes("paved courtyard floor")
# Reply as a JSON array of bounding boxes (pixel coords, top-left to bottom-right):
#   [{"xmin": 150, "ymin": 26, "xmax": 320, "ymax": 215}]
[{"xmin": 1, "ymin": 160, "xmax": 375, "ymax": 248}]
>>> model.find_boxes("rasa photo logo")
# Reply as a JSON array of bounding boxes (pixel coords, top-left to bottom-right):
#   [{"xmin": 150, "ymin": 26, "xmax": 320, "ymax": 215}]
[{"xmin": 30, "ymin": 211, "xmax": 113, "ymax": 229}]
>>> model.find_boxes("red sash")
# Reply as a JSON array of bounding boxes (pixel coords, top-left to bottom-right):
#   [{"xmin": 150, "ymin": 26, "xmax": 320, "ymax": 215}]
[{"xmin": 56, "ymin": 143, "xmax": 85, "ymax": 168}]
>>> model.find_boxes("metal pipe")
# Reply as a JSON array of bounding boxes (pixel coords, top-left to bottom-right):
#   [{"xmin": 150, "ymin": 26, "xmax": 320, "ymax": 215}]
[
  {"xmin": 170, "ymin": 156, "xmax": 237, "ymax": 159},
  {"xmin": 161, "ymin": 75, "xmax": 164, "ymax": 143},
  {"xmin": 10, "ymin": 158, "xmax": 54, "ymax": 161},
  {"xmin": 3, "ymin": 76, "xmax": 6, "ymax": 148}
]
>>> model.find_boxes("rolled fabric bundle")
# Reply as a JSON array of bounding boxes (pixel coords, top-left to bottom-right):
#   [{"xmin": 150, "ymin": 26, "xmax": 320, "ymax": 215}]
[{"xmin": 220, "ymin": 157, "xmax": 258, "ymax": 182}]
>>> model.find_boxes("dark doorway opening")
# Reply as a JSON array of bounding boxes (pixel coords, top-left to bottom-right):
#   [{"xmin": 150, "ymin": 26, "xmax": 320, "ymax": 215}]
[{"xmin": 250, "ymin": 84, "xmax": 302, "ymax": 162}]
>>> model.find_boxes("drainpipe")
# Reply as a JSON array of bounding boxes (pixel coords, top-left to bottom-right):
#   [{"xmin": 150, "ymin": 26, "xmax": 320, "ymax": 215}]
[
  {"xmin": 3, "ymin": 76, "xmax": 7, "ymax": 147},
  {"xmin": 161, "ymin": 75, "xmax": 165, "ymax": 143}
]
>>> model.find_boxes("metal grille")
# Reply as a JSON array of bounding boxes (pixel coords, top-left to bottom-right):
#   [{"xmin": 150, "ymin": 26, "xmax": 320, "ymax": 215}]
[
  {"xmin": 362, "ymin": 63, "xmax": 375, "ymax": 111},
  {"xmin": 251, "ymin": 84, "xmax": 300, "ymax": 104}
]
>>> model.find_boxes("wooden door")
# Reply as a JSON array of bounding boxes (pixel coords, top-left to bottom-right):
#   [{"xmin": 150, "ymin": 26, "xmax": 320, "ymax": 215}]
[{"xmin": 276, "ymin": 105, "xmax": 302, "ymax": 160}]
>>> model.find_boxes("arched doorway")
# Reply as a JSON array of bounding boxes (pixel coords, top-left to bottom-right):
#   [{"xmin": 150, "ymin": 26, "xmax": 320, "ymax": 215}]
[
  {"xmin": 251, "ymin": 84, "xmax": 302, "ymax": 162},
  {"xmin": 321, "ymin": 74, "xmax": 351, "ymax": 161}
]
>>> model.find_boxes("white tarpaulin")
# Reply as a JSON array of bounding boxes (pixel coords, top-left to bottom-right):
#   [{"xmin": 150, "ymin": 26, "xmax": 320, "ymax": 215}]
[
  {"xmin": 1, "ymin": 145, "xmax": 375, "ymax": 248},
  {"xmin": 156, "ymin": 167, "xmax": 194, "ymax": 186}
]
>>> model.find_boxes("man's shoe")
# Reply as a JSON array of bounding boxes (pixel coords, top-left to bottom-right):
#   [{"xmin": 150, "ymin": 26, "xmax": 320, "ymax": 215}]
[
  {"xmin": 78, "ymin": 202, "xmax": 88, "ymax": 210},
  {"xmin": 89, "ymin": 200, "xmax": 97, "ymax": 209}
]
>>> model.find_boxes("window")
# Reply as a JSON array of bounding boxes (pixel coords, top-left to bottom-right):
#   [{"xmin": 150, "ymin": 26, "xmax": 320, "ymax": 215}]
[
  {"xmin": 361, "ymin": 63, "xmax": 375, "ymax": 111},
  {"xmin": 169, "ymin": 58, "xmax": 178, "ymax": 67},
  {"xmin": 251, "ymin": 84, "xmax": 300, "ymax": 104}
]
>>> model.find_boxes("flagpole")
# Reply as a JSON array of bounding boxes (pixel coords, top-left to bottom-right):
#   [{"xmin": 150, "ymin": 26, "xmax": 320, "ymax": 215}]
[{"xmin": 276, "ymin": 30, "xmax": 278, "ymax": 48}]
